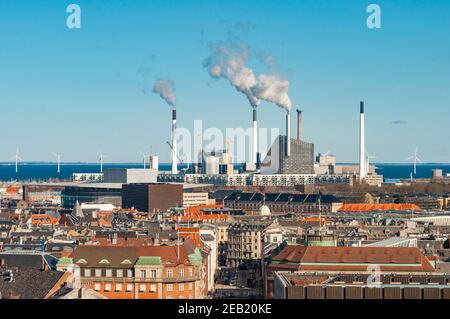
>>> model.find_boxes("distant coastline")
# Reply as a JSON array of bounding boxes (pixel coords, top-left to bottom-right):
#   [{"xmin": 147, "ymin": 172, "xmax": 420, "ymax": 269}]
[{"xmin": 0, "ymin": 162, "xmax": 449, "ymax": 182}]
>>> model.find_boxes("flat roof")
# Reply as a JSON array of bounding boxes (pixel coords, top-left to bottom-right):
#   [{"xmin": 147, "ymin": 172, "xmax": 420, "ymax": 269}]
[{"xmin": 24, "ymin": 182, "xmax": 212, "ymax": 190}]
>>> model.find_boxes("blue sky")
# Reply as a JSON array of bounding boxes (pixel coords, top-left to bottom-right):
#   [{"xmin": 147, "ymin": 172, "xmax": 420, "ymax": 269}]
[{"xmin": 0, "ymin": 0, "xmax": 449, "ymax": 163}]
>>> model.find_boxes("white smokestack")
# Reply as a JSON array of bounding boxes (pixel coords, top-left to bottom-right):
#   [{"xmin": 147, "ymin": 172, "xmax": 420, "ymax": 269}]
[
  {"xmin": 359, "ymin": 101, "xmax": 366, "ymax": 181},
  {"xmin": 286, "ymin": 111, "xmax": 291, "ymax": 157},
  {"xmin": 172, "ymin": 109, "xmax": 178, "ymax": 174},
  {"xmin": 253, "ymin": 108, "xmax": 258, "ymax": 164}
]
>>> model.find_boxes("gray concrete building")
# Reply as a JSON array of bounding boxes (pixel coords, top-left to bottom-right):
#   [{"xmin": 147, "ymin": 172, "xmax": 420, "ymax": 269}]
[{"xmin": 104, "ymin": 168, "xmax": 157, "ymax": 184}]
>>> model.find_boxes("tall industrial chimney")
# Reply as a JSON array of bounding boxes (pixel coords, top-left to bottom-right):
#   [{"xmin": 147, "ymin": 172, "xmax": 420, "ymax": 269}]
[
  {"xmin": 359, "ymin": 101, "xmax": 366, "ymax": 181},
  {"xmin": 296, "ymin": 109, "xmax": 303, "ymax": 140},
  {"xmin": 172, "ymin": 109, "xmax": 178, "ymax": 174},
  {"xmin": 286, "ymin": 111, "xmax": 291, "ymax": 157},
  {"xmin": 253, "ymin": 109, "xmax": 258, "ymax": 164}
]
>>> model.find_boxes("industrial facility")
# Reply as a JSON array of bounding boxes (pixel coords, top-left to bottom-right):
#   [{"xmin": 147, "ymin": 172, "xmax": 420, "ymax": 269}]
[{"xmin": 156, "ymin": 101, "xmax": 383, "ymax": 187}]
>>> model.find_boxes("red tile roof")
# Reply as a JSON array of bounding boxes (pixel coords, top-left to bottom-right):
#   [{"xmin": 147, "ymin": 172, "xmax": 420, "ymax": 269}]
[{"xmin": 338, "ymin": 203, "xmax": 421, "ymax": 212}]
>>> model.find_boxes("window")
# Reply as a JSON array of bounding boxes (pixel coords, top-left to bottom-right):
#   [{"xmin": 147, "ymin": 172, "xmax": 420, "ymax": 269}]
[
  {"xmin": 127, "ymin": 270, "xmax": 133, "ymax": 278},
  {"xmin": 166, "ymin": 284, "xmax": 173, "ymax": 292},
  {"xmin": 104, "ymin": 283, "xmax": 111, "ymax": 292},
  {"xmin": 126, "ymin": 284, "xmax": 133, "ymax": 292},
  {"xmin": 94, "ymin": 283, "xmax": 100, "ymax": 291},
  {"xmin": 179, "ymin": 268, "xmax": 184, "ymax": 278},
  {"xmin": 150, "ymin": 284, "xmax": 156, "ymax": 293},
  {"xmin": 106, "ymin": 269, "xmax": 112, "ymax": 277},
  {"xmin": 150, "ymin": 270, "xmax": 156, "ymax": 278},
  {"xmin": 115, "ymin": 283, "xmax": 122, "ymax": 292},
  {"xmin": 84, "ymin": 269, "xmax": 91, "ymax": 277},
  {"xmin": 116, "ymin": 269, "xmax": 123, "ymax": 278},
  {"xmin": 139, "ymin": 284, "xmax": 146, "ymax": 292},
  {"xmin": 167, "ymin": 269, "xmax": 173, "ymax": 278},
  {"xmin": 95, "ymin": 269, "xmax": 102, "ymax": 277},
  {"xmin": 188, "ymin": 268, "xmax": 193, "ymax": 277},
  {"xmin": 140, "ymin": 270, "xmax": 146, "ymax": 278},
  {"xmin": 179, "ymin": 283, "xmax": 184, "ymax": 291},
  {"xmin": 188, "ymin": 283, "xmax": 193, "ymax": 290}
]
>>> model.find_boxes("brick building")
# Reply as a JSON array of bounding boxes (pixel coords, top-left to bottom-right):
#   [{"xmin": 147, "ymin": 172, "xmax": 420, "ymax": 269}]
[
  {"xmin": 265, "ymin": 245, "xmax": 436, "ymax": 298},
  {"xmin": 274, "ymin": 272, "xmax": 450, "ymax": 299},
  {"xmin": 224, "ymin": 191, "xmax": 342, "ymax": 213},
  {"xmin": 57, "ymin": 240, "xmax": 207, "ymax": 299},
  {"xmin": 122, "ymin": 183, "xmax": 183, "ymax": 213}
]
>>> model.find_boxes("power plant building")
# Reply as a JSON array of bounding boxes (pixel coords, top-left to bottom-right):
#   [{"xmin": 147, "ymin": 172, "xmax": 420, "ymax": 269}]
[
  {"xmin": 261, "ymin": 109, "xmax": 314, "ymax": 175},
  {"xmin": 261, "ymin": 135, "xmax": 314, "ymax": 175}
]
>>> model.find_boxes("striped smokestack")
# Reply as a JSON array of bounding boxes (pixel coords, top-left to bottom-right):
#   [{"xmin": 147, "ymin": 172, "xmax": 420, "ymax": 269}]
[
  {"xmin": 286, "ymin": 111, "xmax": 291, "ymax": 157},
  {"xmin": 359, "ymin": 101, "xmax": 366, "ymax": 181},
  {"xmin": 253, "ymin": 109, "xmax": 258, "ymax": 164},
  {"xmin": 172, "ymin": 109, "xmax": 178, "ymax": 174}
]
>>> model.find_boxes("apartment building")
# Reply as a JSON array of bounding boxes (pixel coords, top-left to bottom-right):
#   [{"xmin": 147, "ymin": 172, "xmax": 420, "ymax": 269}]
[
  {"xmin": 226, "ymin": 222, "xmax": 267, "ymax": 268},
  {"xmin": 56, "ymin": 241, "xmax": 207, "ymax": 299},
  {"xmin": 183, "ymin": 192, "xmax": 214, "ymax": 207}
]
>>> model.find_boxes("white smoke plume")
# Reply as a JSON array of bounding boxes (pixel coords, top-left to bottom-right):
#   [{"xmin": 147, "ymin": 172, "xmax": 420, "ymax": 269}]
[
  {"xmin": 204, "ymin": 42, "xmax": 260, "ymax": 108},
  {"xmin": 252, "ymin": 74, "xmax": 292, "ymax": 112},
  {"xmin": 204, "ymin": 41, "xmax": 292, "ymax": 111},
  {"xmin": 152, "ymin": 79, "xmax": 177, "ymax": 107}
]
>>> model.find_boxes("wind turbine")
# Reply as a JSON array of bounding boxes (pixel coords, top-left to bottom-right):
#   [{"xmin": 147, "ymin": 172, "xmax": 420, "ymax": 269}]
[
  {"xmin": 99, "ymin": 152, "xmax": 109, "ymax": 173},
  {"xmin": 406, "ymin": 146, "xmax": 422, "ymax": 176},
  {"xmin": 139, "ymin": 151, "xmax": 150, "ymax": 169},
  {"xmin": 12, "ymin": 148, "xmax": 22, "ymax": 173},
  {"xmin": 52, "ymin": 152, "xmax": 62, "ymax": 174}
]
